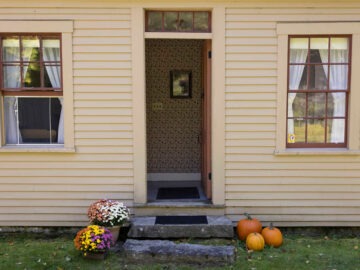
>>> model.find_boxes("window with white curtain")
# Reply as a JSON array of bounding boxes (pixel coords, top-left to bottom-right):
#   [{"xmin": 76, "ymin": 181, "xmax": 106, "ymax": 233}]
[
  {"xmin": 1, "ymin": 34, "xmax": 63, "ymax": 145},
  {"xmin": 287, "ymin": 36, "xmax": 350, "ymax": 148}
]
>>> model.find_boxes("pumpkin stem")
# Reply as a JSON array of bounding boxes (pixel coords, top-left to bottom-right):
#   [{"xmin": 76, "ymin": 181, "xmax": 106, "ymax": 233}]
[
  {"xmin": 270, "ymin": 222, "xmax": 274, "ymax": 230},
  {"xmin": 244, "ymin": 213, "xmax": 252, "ymax": 220}
]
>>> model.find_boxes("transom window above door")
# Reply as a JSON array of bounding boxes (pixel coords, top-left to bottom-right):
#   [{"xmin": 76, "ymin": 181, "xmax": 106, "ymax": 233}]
[
  {"xmin": 145, "ymin": 11, "xmax": 211, "ymax": 32},
  {"xmin": 287, "ymin": 36, "xmax": 351, "ymax": 148}
]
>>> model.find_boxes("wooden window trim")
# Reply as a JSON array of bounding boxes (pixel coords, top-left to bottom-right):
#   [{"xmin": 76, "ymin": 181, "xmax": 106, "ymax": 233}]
[
  {"xmin": 0, "ymin": 33, "xmax": 63, "ymax": 97},
  {"xmin": 286, "ymin": 35, "xmax": 351, "ymax": 148},
  {"xmin": 145, "ymin": 10, "xmax": 211, "ymax": 33}
]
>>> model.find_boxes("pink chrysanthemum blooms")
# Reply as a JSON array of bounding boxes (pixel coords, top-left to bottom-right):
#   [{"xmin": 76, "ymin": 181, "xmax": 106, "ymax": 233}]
[{"xmin": 87, "ymin": 199, "xmax": 130, "ymax": 227}]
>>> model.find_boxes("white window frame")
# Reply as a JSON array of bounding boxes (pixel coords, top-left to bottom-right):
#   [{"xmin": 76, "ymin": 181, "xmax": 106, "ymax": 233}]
[{"xmin": 0, "ymin": 21, "xmax": 74, "ymax": 152}]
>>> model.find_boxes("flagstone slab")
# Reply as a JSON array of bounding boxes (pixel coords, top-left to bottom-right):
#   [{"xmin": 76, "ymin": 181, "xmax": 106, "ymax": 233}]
[{"xmin": 123, "ymin": 239, "xmax": 235, "ymax": 265}]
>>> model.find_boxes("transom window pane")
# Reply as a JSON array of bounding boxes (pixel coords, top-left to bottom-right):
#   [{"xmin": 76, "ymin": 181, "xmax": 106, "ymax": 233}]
[
  {"xmin": 164, "ymin": 12, "xmax": 178, "ymax": 31},
  {"xmin": 146, "ymin": 11, "xmax": 211, "ymax": 32},
  {"xmin": 287, "ymin": 35, "xmax": 350, "ymax": 147},
  {"xmin": 194, "ymin": 12, "xmax": 209, "ymax": 32},
  {"xmin": 147, "ymin": 12, "xmax": 162, "ymax": 31}
]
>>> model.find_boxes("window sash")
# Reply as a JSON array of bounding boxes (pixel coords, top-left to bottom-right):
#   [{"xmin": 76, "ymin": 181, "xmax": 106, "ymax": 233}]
[
  {"xmin": 0, "ymin": 34, "xmax": 62, "ymax": 95},
  {"xmin": 3, "ymin": 96, "xmax": 64, "ymax": 145}
]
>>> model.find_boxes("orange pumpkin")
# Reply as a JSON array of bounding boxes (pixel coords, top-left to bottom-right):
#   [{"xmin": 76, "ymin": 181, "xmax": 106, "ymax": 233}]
[
  {"xmin": 236, "ymin": 213, "xmax": 262, "ymax": 241},
  {"xmin": 261, "ymin": 223, "xmax": 283, "ymax": 248},
  {"xmin": 246, "ymin": 232, "xmax": 265, "ymax": 251}
]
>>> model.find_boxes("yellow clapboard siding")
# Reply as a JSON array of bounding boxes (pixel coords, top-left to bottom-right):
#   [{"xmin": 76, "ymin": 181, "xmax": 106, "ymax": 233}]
[
  {"xmin": 225, "ymin": 185, "xmax": 360, "ymax": 193},
  {"xmin": 0, "ymin": 5, "xmax": 134, "ymax": 226},
  {"xmin": 74, "ymin": 69, "xmax": 132, "ymax": 76},
  {"xmin": 225, "ymin": 207, "xmax": 360, "ymax": 215},
  {"xmin": 74, "ymin": 20, "xmax": 131, "ymax": 29},
  {"xmin": 75, "ymin": 108, "xmax": 132, "ymax": 116},
  {"xmin": 226, "ymin": 200, "xmax": 360, "ymax": 207},
  {"xmin": 0, "ymin": 177, "xmax": 133, "ymax": 185},
  {"xmin": 75, "ymin": 131, "xmax": 133, "ymax": 139},
  {"xmin": 226, "ymin": 177, "xmax": 360, "ymax": 185},
  {"xmin": 0, "ymin": 184, "xmax": 134, "ymax": 192},
  {"xmin": 226, "ymin": 69, "xmax": 277, "ymax": 77},
  {"xmin": 73, "ymin": 29, "xmax": 131, "ymax": 37},
  {"xmin": 74, "ymin": 61, "xmax": 131, "ymax": 69},
  {"xmin": 0, "ymin": 199, "xmax": 134, "ymax": 207},
  {"xmin": 74, "ymin": 92, "xmax": 132, "ymax": 100},
  {"xmin": 0, "ymin": 192, "xmax": 133, "ymax": 200}
]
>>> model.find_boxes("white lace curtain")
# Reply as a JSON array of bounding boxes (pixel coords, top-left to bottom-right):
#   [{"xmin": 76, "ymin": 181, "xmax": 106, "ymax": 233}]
[
  {"xmin": 288, "ymin": 38, "xmax": 308, "ymax": 134},
  {"xmin": 318, "ymin": 38, "xmax": 347, "ymax": 143},
  {"xmin": 3, "ymin": 39, "xmax": 22, "ymax": 144},
  {"xmin": 42, "ymin": 40, "xmax": 64, "ymax": 144}
]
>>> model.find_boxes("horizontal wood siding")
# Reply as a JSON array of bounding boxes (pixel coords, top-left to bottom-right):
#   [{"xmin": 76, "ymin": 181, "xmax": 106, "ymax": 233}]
[
  {"xmin": 0, "ymin": 5, "xmax": 133, "ymax": 226},
  {"xmin": 225, "ymin": 5, "xmax": 360, "ymax": 226}
]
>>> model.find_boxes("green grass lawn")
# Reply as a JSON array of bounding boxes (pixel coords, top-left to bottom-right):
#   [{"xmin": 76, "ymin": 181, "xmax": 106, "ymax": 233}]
[{"xmin": 0, "ymin": 233, "xmax": 359, "ymax": 270}]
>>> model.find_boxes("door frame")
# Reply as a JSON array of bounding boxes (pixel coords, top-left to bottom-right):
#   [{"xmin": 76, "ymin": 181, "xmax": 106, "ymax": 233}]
[{"xmin": 131, "ymin": 7, "xmax": 225, "ymax": 205}]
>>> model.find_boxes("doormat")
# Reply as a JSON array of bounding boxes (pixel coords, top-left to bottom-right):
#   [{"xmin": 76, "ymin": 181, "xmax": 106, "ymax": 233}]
[
  {"xmin": 155, "ymin": 215, "xmax": 208, "ymax": 225},
  {"xmin": 156, "ymin": 187, "xmax": 200, "ymax": 200}
]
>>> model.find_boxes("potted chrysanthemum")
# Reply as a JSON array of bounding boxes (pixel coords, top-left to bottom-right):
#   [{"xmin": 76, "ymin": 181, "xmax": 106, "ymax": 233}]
[
  {"xmin": 74, "ymin": 225, "xmax": 114, "ymax": 260},
  {"xmin": 87, "ymin": 199, "xmax": 130, "ymax": 241}
]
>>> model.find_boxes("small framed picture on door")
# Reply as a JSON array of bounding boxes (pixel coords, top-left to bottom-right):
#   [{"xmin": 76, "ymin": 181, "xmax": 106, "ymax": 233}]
[{"xmin": 170, "ymin": 70, "xmax": 192, "ymax": 98}]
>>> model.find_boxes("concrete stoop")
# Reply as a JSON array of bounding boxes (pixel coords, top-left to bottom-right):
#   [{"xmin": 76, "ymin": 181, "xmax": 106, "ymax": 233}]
[
  {"xmin": 123, "ymin": 239, "xmax": 236, "ymax": 265},
  {"xmin": 127, "ymin": 215, "xmax": 234, "ymax": 239}
]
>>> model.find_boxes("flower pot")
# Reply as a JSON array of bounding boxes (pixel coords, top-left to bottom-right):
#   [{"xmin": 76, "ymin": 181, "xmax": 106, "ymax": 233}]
[
  {"xmin": 106, "ymin": 225, "xmax": 121, "ymax": 242},
  {"xmin": 83, "ymin": 251, "xmax": 107, "ymax": 260}
]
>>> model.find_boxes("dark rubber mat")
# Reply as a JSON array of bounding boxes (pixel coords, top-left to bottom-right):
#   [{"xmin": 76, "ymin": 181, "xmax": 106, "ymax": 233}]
[
  {"xmin": 155, "ymin": 215, "xmax": 208, "ymax": 225},
  {"xmin": 156, "ymin": 187, "xmax": 200, "ymax": 200}
]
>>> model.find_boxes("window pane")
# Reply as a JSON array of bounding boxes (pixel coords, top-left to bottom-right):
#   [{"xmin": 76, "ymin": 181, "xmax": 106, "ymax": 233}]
[
  {"xmin": 23, "ymin": 63, "xmax": 41, "ymax": 88},
  {"xmin": 327, "ymin": 119, "xmax": 345, "ymax": 143},
  {"xmin": 179, "ymin": 12, "xmax": 193, "ymax": 31},
  {"xmin": 4, "ymin": 97, "xmax": 20, "ymax": 144},
  {"xmin": 44, "ymin": 64, "xmax": 61, "ymax": 88},
  {"xmin": 18, "ymin": 98, "xmax": 50, "ymax": 144},
  {"xmin": 42, "ymin": 39, "xmax": 60, "ymax": 62},
  {"xmin": 288, "ymin": 93, "xmax": 306, "ymax": 117},
  {"xmin": 308, "ymin": 93, "xmax": 326, "ymax": 117},
  {"xmin": 4, "ymin": 97, "xmax": 63, "ymax": 144},
  {"xmin": 194, "ymin": 12, "xmax": 209, "ymax": 31},
  {"xmin": 22, "ymin": 36, "xmax": 40, "ymax": 62},
  {"xmin": 289, "ymin": 38, "xmax": 308, "ymax": 63},
  {"xmin": 3, "ymin": 64, "xmax": 20, "ymax": 88},
  {"xmin": 330, "ymin": 37, "xmax": 348, "ymax": 63},
  {"xmin": 164, "ymin": 12, "xmax": 178, "ymax": 31},
  {"xmin": 310, "ymin": 38, "xmax": 328, "ymax": 63},
  {"xmin": 289, "ymin": 65, "xmax": 307, "ymax": 90},
  {"xmin": 50, "ymin": 98, "xmax": 62, "ymax": 143},
  {"xmin": 147, "ymin": 12, "xmax": 162, "ymax": 31},
  {"xmin": 2, "ymin": 36, "xmax": 20, "ymax": 61},
  {"xmin": 307, "ymin": 119, "xmax": 325, "ymax": 143},
  {"xmin": 329, "ymin": 65, "xmax": 348, "ymax": 90},
  {"xmin": 327, "ymin": 92, "xmax": 346, "ymax": 117},
  {"xmin": 288, "ymin": 119, "xmax": 305, "ymax": 143},
  {"xmin": 309, "ymin": 65, "xmax": 328, "ymax": 90}
]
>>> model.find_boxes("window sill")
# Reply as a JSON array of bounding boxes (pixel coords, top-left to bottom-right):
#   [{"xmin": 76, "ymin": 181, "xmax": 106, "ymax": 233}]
[
  {"xmin": 274, "ymin": 148, "xmax": 360, "ymax": 156},
  {"xmin": 0, "ymin": 145, "xmax": 76, "ymax": 153}
]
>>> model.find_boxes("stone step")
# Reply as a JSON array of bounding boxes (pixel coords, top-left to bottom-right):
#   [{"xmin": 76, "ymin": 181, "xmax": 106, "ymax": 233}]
[
  {"xmin": 123, "ymin": 239, "xmax": 235, "ymax": 265},
  {"xmin": 127, "ymin": 215, "xmax": 234, "ymax": 239},
  {"xmin": 133, "ymin": 202, "xmax": 225, "ymax": 216}
]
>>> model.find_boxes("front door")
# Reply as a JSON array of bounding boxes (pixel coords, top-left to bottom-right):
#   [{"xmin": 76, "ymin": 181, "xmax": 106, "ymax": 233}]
[{"xmin": 201, "ymin": 40, "xmax": 211, "ymax": 199}]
